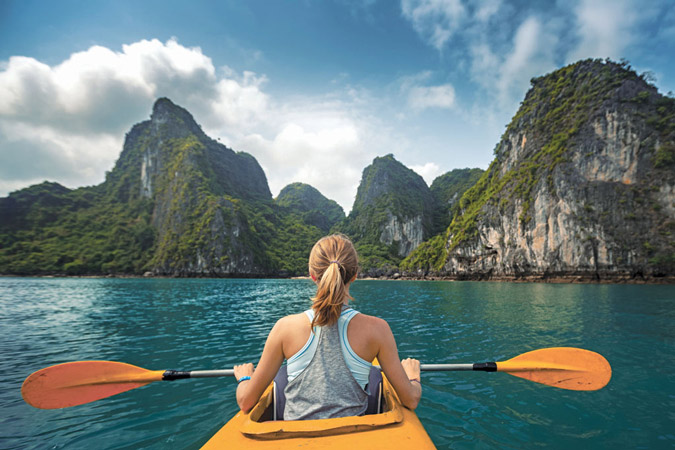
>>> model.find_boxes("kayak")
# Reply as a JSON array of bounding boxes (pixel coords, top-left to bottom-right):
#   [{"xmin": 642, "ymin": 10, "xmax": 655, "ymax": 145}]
[{"xmin": 201, "ymin": 364, "xmax": 435, "ymax": 449}]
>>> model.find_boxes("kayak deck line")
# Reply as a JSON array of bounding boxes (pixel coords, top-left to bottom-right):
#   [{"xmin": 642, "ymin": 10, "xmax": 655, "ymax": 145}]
[{"xmin": 239, "ymin": 379, "xmax": 403, "ymax": 439}]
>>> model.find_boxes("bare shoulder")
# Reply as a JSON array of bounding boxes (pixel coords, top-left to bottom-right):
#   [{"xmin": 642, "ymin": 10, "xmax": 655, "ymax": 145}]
[
  {"xmin": 352, "ymin": 313, "xmax": 391, "ymax": 334},
  {"xmin": 347, "ymin": 313, "xmax": 393, "ymax": 360},
  {"xmin": 274, "ymin": 313, "xmax": 311, "ymax": 358},
  {"xmin": 275, "ymin": 313, "xmax": 310, "ymax": 332}
]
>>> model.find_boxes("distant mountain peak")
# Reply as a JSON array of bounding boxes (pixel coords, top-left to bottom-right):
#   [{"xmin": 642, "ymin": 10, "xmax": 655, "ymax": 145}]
[
  {"xmin": 275, "ymin": 182, "xmax": 345, "ymax": 233},
  {"xmin": 343, "ymin": 154, "xmax": 438, "ymax": 267},
  {"xmin": 152, "ymin": 97, "xmax": 186, "ymax": 117},
  {"xmin": 351, "ymin": 154, "xmax": 431, "ymax": 212},
  {"xmin": 403, "ymin": 57, "xmax": 675, "ymax": 279},
  {"xmin": 149, "ymin": 97, "xmax": 204, "ymax": 138}
]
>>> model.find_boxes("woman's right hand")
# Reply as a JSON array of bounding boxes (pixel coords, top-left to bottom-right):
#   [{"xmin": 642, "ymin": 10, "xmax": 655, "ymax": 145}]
[
  {"xmin": 401, "ymin": 358, "xmax": 421, "ymax": 383},
  {"xmin": 233, "ymin": 363, "xmax": 254, "ymax": 380}
]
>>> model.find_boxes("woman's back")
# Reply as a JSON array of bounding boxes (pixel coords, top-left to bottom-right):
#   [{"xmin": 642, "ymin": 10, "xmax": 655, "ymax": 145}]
[
  {"xmin": 283, "ymin": 309, "xmax": 369, "ymax": 420},
  {"xmin": 286, "ymin": 308, "xmax": 371, "ymax": 388},
  {"xmin": 280, "ymin": 310, "xmax": 380, "ymax": 374},
  {"xmin": 233, "ymin": 234, "xmax": 421, "ymax": 416}
]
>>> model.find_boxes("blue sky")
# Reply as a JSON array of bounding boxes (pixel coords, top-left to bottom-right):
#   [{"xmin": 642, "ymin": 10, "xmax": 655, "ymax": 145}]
[{"xmin": 1, "ymin": 0, "xmax": 674, "ymax": 211}]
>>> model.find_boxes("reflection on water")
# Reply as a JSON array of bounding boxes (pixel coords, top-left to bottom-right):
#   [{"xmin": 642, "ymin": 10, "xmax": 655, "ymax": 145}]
[{"xmin": 1, "ymin": 278, "xmax": 673, "ymax": 449}]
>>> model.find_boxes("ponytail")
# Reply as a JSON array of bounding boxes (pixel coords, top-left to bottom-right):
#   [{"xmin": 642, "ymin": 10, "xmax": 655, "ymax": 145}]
[{"xmin": 309, "ymin": 234, "xmax": 359, "ymax": 328}]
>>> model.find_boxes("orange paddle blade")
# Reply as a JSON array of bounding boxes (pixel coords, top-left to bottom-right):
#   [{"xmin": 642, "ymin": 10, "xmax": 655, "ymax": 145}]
[
  {"xmin": 22, "ymin": 361, "xmax": 164, "ymax": 409},
  {"xmin": 496, "ymin": 347, "xmax": 611, "ymax": 391}
]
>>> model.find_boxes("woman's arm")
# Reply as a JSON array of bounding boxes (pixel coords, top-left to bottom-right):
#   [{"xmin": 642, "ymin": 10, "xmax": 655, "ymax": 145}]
[
  {"xmin": 233, "ymin": 318, "xmax": 286, "ymax": 412},
  {"xmin": 373, "ymin": 318, "xmax": 422, "ymax": 410}
]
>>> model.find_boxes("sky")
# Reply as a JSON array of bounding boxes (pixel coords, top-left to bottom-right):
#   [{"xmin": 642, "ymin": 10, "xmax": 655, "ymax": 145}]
[{"xmin": 1, "ymin": 0, "xmax": 674, "ymax": 212}]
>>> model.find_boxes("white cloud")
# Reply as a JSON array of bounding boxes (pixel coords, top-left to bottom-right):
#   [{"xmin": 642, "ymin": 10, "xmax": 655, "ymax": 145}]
[
  {"xmin": 408, "ymin": 84, "xmax": 456, "ymax": 111},
  {"xmin": 468, "ymin": 42, "xmax": 499, "ymax": 87},
  {"xmin": 208, "ymin": 70, "xmax": 269, "ymax": 134},
  {"xmin": 0, "ymin": 38, "xmax": 270, "ymax": 192},
  {"xmin": 0, "ymin": 39, "xmax": 262, "ymax": 189},
  {"xmin": 458, "ymin": 13, "xmax": 562, "ymax": 116},
  {"xmin": 398, "ymin": 71, "xmax": 456, "ymax": 112},
  {"xmin": 399, "ymin": 70, "xmax": 433, "ymax": 91},
  {"xmin": 0, "ymin": 121, "xmax": 120, "ymax": 185},
  {"xmin": 496, "ymin": 17, "xmax": 559, "ymax": 107},
  {"xmin": 401, "ymin": 0, "xmax": 467, "ymax": 50},
  {"xmin": 236, "ymin": 102, "xmax": 380, "ymax": 212},
  {"xmin": 567, "ymin": 0, "xmax": 638, "ymax": 63},
  {"xmin": 473, "ymin": 0, "xmax": 502, "ymax": 22},
  {"xmin": 400, "ymin": 2, "xmax": 560, "ymax": 120},
  {"xmin": 0, "ymin": 39, "xmax": 218, "ymax": 134},
  {"xmin": 409, "ymin": 162, "xmax": 442, "ymax": 185},
  {"xmin": 0, "ymin": 38, "xmax": 398, "ymax": 212}
]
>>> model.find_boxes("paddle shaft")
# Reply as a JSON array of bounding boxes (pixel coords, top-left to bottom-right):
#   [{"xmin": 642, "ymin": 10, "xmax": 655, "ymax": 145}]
[
  {"xmin": 163, "ymin": 363, "xmax": 497, "ymax": 380},
  {"xmin": 164, "ymin": 370, "xmax": 234, "ymax": 380},
  {"xmin": 420, "ymin": 363, "xmax": 495, "ymax": 372}
]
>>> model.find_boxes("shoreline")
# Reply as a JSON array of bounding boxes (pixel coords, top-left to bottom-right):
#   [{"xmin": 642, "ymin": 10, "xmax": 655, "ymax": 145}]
[
  {"xmin": 393, "ymin": 275, "xmax": 675, "ymax": 284},
  {"xmin": 2, "ymin": 273, "xmax": 673, "ymax": 285}
]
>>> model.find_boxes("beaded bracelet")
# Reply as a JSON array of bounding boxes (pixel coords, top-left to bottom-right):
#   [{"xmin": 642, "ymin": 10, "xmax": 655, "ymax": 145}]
[{"xmin": 237, "ymin": 375, "xmax": 251, "ymax": 383}]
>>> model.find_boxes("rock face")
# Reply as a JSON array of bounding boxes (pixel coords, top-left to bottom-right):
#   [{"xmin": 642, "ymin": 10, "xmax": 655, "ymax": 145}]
[
  {"xmin": 404, "ymin": 59, "xmax": 675, "ymax": 280},
  {"xmin": 339, "ymin": 154, "xmax": 438, "ymax": 270},
  {"xmin": 3, "ymin": 60, "xmax": 673, "ymax": 281},
  {"xmin": 134, "ymin": 98, "xmax": 271, "ymax": 202},
  {"xmin": 0, "ymin": 98, "xmax": 341, "ymax": 277},
  {"xmin": 430, "ymin": 168, "xmax": 484, "ymax": 233},
  {"xmin": 111, "ymin": 98, "xmax": 273, "ymax": 276},
  {"xmin": 276, "ymin": 182, "xmax": 345, "ymax": 233},
  {"xmin": 379, "ymin": 213, "xmax": 424, "ymax": 256}
]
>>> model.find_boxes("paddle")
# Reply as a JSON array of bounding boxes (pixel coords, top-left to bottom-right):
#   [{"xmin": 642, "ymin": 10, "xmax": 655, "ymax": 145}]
[
  {"xmin": 420, "ymin": 347, "xmax": 611, "ymax": 391},
  {"xmin": 22, "ymin": 347, "xmax": 611, "ymax": 409}
]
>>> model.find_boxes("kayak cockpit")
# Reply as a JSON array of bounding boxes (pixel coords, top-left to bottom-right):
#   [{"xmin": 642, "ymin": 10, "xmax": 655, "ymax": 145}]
[
  {"xmin": 239, "ymin": 372, "xmax": 403, "ymax": 440},
  {"xmin": 200, "ymin": 358, "xmax": 436, "ymax": 449}
]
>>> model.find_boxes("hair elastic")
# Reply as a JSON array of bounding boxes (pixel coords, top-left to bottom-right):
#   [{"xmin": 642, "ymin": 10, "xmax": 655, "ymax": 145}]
[{"xmin": 329, "ymin": 260, "xmax": 341, "ymax": 265}]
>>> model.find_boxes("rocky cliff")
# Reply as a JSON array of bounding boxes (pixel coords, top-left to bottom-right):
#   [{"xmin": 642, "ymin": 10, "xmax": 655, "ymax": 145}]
[
  {"xmin": 403, "ymin": 59, "xmax": 675, "ymax": 280},
  {"xmin": 337, "ymin": 154, "xmax": 438, "ymax": 271},
  {"xmin": 2, "ymin": 60, "xmax": 673, "ymax": 281},
  {"xmin": 110, "ymin": 98, "xmax": 274, "ymax": 276},
  {"xmin": 0, "ymin": 98, "xmax": 338, "ymax": 276},
  {"xmin": 430, "ymin": 168, "xmax": 484, "ymax": 233},
  {"xmin": 276, "ymin": 182, "xmax": 345, "ymax": 233}
]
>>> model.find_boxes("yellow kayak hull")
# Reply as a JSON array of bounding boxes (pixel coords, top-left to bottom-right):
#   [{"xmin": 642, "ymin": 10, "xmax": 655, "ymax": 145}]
[{"xmin": 202, "ymin": 369, "xmax": 435, "ymax": 449}]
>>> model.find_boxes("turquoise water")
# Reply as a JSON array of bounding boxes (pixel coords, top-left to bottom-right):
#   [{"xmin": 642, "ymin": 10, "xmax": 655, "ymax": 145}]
[{"xmin": 0, "ymin": 278, "xmax": 673, "ymax": 449}]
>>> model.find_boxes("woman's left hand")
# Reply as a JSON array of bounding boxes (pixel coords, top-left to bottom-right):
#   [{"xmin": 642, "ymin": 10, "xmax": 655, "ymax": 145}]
[
  {"xmin": 401, "ymin": 358, "xmax": 421, "ymax": 382},
  {"xmin": 233, "ymin": 363, "xmax": 254, "ymax": 380}
]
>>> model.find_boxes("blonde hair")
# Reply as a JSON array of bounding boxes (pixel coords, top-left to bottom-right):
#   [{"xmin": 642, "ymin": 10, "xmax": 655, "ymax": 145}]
[{"xmin": 309, "ymin": 234, "xmax": 359, "ymax": 328}]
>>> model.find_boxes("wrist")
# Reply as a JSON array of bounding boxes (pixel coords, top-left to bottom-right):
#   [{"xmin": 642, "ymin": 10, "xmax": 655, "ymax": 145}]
[
  {"xmin": 237, "ymin": 375, "xmax": 251, "ymax": 383},
  {"xmin": 409, "ymin": 378, "xmax": 421, "ymax": 384}
]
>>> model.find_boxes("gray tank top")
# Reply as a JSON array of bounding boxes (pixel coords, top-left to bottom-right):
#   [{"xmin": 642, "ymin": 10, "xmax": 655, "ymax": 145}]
[{"xmin": 283, "ymin": 320, "xmax": 368, "ymax": 420}]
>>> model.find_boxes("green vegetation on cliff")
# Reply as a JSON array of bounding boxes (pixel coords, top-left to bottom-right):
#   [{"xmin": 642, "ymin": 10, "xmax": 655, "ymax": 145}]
[
  {"xmin": 0, "ymin": 182, "xmax": 155, "ymax": 275},
  {"xmin": 4, "ymin": 68, "xmax": 672, "ymax": 279},
  {"xmin": 276, "ymin": 182, "xmax": 345, "ymax": 233},
  {"xmin": 430, "ymin": 168, "xmax": 484, "ymax": 232},
  {"xmin": 399, "ymin": 168, "xmax": 484, "ymax": 272},
  {"xmin": 0, "ymin": 98, "xmax": 337, "ymax": 277},
  {"xmin": 336, "ymin": 154, "xmax": 438, "ymax": 271},
  {"xmin": 399, "ymin": 231, "xmax": 449, "ymax": 272},
  {"xmin": 402, "ymin": 59, "xmax": 675, "ymax": 274}
]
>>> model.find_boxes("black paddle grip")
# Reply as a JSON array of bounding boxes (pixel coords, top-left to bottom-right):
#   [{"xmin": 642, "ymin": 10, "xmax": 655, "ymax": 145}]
[
  {"xmin": 163, "ymin": 370, "xmax": 191, "ymax": 381},
  {"xmin": 473, "ymin": 362, "xmax": 497, "ymax": 372}
]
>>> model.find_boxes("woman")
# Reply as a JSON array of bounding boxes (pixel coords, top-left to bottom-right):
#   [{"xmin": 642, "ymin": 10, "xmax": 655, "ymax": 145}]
[{"xmin": 233, "ymin": 234, "xmax": 421, "ymax": 419}]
